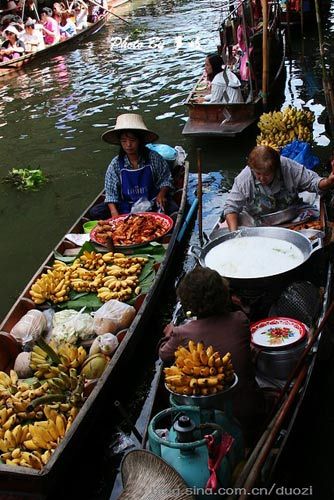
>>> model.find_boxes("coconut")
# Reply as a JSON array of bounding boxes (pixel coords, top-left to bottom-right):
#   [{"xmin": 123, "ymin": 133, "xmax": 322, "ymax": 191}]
[{"xmin": 80, "ymin": 353, "xmax": 109, "ymax": 379}]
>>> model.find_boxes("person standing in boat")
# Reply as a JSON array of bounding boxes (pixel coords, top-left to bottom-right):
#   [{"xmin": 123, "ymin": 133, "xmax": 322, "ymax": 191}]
[
  {"xmin": 203, "ymin": 52, "xmax": 244, "ymax": 104},
  {"xmin": 159, "ymin": 266, "xmax": 264, "ymax": 438},
  {"xmin": 223, "ymin": 145, "xmax": 334, "ymax": 231},
  {"xmin": 89, "ymin": 113, "xmax": 175, "ymax": 219}
]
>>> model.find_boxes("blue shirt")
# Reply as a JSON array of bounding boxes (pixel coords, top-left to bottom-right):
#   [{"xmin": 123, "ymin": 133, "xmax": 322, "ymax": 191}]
[{"xmin": 104, "ymin": 150, "xmax": 173, "ymax": 204}]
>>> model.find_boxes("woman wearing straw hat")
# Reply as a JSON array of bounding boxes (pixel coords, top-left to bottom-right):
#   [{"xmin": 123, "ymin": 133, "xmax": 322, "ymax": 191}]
[{"xmin": 90, "ymin": 113, "xmax": 175, "ymax": 219}]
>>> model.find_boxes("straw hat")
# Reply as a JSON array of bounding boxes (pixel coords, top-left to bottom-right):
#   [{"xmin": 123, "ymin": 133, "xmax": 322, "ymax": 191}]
[
  {"xmin": 119, "ymin": 449, "xmax": 195, "ymax": 500},
  {"xmin": 102, "ymin": 113, "xmax": 159, "ymax": 145}
]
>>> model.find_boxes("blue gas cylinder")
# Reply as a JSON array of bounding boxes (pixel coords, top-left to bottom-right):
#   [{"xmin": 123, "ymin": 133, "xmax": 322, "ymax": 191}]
[{"xmin": 148, "ymin": 405, "xmax": 244, "ymax": 499}]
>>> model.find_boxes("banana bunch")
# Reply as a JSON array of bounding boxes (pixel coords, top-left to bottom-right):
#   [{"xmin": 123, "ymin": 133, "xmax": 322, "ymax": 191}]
[
  {"xmin": 256, "ymin": 106, "xmax": 315, "ymax": 150},
  {"xmin": 76, "ymin": 250, "xmax": 105, "ymax": 270},
  {"xmin": 164, "ymin": 341, "xmax": 235, "ymax": 396},
  {"xmin": 0, "ymin": 370, "xmax": 18, "ymax": 397},
  {"xmin": 29, "ymin": 267, "xmax": 71, "ymax": 305},
  {"xmin": 56, "ymin": 344, "xmax": 87, "ymax": 369},
  {"xmin": 97, "ymin": 257, "xmax": 147, "ymax": 302},
  {"xmin": 0, "ymin": 423, "xmax": 29, "ymax": 452}
]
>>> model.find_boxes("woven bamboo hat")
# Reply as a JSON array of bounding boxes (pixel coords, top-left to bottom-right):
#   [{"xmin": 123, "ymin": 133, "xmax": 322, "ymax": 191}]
[
  {"xmin": 102, "ymin": 113, "xmax": 159, "ymax": 145},
  {"xmin": 119, "ymin": 449, "xmax": 195, "ymax": 500}
]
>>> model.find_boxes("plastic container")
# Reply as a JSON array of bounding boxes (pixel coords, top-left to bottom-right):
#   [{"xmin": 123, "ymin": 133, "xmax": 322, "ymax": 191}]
[{"xmin": 83, "ymin": 220, "xmax": 98, "ymax": 233}]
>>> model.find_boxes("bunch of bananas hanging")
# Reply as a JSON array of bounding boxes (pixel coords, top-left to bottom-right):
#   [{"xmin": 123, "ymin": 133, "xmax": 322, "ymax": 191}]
[
  {"xmin": 29, "ymin": 265, "xmax": 71, "ymax": 304},
  {"xmin": 0, "ymin": 405, "xmax": 78, "ymax": 469},
  {"xmin": 256, "ymin": 106, "xmax": 315, "ymax": 150},
  {"xmin": 164, "ymin": 341, "xmax": 235, "ymax": 396},
  {"xmin": 29, "ymin": 251, "xmax": 149, "ymax": 305}
]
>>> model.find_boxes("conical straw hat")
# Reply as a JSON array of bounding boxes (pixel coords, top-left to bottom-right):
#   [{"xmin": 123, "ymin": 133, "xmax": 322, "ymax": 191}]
[
  {"xmin": 118, "ymin": 449, "xmax": 195, "ymax": 500},
  {"xmin": 102, "ymin": 113, "xmax": 159, "ymax": 145}
]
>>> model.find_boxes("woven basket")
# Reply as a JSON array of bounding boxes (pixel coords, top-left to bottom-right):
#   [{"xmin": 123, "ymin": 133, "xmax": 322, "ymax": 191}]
[{"xmin": 119, "ymin": 449, "xmax": 195, "ymax": 500}]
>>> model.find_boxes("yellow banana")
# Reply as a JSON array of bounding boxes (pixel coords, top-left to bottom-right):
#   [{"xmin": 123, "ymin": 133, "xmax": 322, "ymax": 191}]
[{"xmin": 55, "ymin": 414, "xmax": 65, "ymax": 438}]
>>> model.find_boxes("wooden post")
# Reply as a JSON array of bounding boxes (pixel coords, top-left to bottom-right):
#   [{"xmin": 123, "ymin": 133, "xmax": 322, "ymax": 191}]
[
  {"xmin": 300, "ymin": 0, "xmax": 304, "ymax": 37},
  {"xmin": 240, "ymin": 0, "xmax": 254, "ymax": 99},
  {"xmin": 261, "ymin": 0, "xmax": 269, "ymax": 108}
]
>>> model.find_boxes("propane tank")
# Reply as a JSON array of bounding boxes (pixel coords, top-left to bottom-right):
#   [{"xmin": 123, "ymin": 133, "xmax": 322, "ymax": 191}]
[{"xmin": 148, "ymin": 406, "xmax": 244, "ymax": 499}]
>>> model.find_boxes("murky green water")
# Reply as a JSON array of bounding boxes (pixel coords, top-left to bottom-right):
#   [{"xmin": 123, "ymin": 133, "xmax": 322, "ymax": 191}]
[{"xmin": 0, "ymin": 0, "xmax": 333, "ymax": 321}]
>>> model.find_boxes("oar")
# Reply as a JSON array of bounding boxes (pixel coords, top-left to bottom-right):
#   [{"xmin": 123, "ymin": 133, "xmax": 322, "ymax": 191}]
[
  {"xmin": 87, "ymin": 0, "xmax": 130, "ymax": 24},
  {"xmin": 197, "ymin": 148, "xmax": 204, "ymax": 247}
]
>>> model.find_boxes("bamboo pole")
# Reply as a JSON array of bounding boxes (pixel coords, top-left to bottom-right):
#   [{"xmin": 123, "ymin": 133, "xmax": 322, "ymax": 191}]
[
  {"xmin": 196, "ymin": 148, "xmax": 204, "ymax": 248},
  {"xmin": 240, "ymin": 0, "xmax": 254, "ymax": 99},
  {"xmin": 87, "ymin": 0, "xmax": 130, "ymax": 24},
  {"xmin": 261, "ymin": 0, "xmax": 269, "ymax": 108},
  {"xmin": 314, "ymin": 0, "xmax": 334, "ymax": 139},
  {"xmin": 300, "ymin": 0, "xmax": 304, "ymax": 37}
]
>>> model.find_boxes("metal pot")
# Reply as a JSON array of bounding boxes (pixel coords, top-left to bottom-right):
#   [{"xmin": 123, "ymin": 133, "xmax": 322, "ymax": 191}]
[
  {"xmin": 189, "ymin": 226, "xmax": 322, "ymax": 290},
  {"xmin": 253, "ymin": 336, "xmax": 308, "ymax": 380}
]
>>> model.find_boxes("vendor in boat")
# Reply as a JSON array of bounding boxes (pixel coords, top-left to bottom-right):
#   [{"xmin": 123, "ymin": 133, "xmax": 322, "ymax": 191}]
[
  {"xmin": 200, "ymin": 52, "xmax": 243, "ymax": 104},
  {"xmin": 0, "ymin": 25, "xmax": 25, "ymax": 61},
  {"xmin": 40, "ymin": 7, "xmax": 60, "ymax": 45},
  {"xmin": 159, "ymin": 267, "xmax": 264, "ymax": 434},
  {"xmin": 223, "ymin": 145, "xmax": 334, "ymax": 231},
  {"xmin": 89, "ymin": 113, "xmax": 176, "ymax": 219}
]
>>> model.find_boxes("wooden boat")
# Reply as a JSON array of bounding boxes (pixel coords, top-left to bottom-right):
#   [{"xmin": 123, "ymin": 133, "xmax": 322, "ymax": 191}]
[
  {"xmin": 0, "ymin": 13, "xmax": 108, "ymax": 78},
  {"xmin": 111, "ymin": 194, "xmax": 334, "ymax": 498},
  {"xmin": 0, "ymin": 160, "xmax": 192, "ymax": 497},
  {"xmin": 182, "ymin": 0, "xmax": 285, "ymax": 137}
]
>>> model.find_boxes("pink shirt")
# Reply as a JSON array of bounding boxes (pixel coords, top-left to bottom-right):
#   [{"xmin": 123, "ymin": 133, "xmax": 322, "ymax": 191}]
[{"xmin": 43, "ymin": 17, "xmax": 60, "ymax": 45}]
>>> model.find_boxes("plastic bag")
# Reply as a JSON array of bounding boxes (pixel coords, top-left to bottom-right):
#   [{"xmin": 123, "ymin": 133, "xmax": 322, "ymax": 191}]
[
  {"xmin": 146, "ymin": 143, "xmax": 177, "ymax": 161},
  {"xmin": 174, "ymin": 146, "xmax": 187, "ymax": 166},
  {"xmin": 281, "ymin": 140, "xmax": 320, "ymax": 170},
  {"xmin": 51, "ymin": 308, "xmax": 94, "ymax": 344},
  {"xmin": 10, "ymin": 310, "xmax": 46, "ymax": 344},
  {"xmin": 109, "ymin": 432, "xmax": 135, "ymax": 456},
  {"xmin": 130, "ymin": 196, "xmax": 152, "ymax": 213},
  {"xmin": 89, "ymin": 333, "xmax": 119, "ymax": 356},
  {"xmin": 92, "ymin": 300, "xmax": 136, "ymax": 335}
]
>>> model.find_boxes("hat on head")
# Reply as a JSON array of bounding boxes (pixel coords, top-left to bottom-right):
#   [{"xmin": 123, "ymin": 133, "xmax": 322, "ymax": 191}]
[
  {"xmin": 4, "ymin": 25, "xmax": 20, "ymax": 37},
  {"xmin": 102, "ymin": 113, "xmax": 159, "ymax": 145},
  {"xmin": 25, "ymin": 19, "xmax": 36, "ymax": 27},
  {"xmin": 119, "ymin": 449, "xmax": 195, "ymax": 500}
]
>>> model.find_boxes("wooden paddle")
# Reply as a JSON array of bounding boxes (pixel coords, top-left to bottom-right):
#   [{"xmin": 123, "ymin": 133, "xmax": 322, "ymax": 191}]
[{"xmin": 87, "ymin": 0, "xmax": 130, "ymax": 24}]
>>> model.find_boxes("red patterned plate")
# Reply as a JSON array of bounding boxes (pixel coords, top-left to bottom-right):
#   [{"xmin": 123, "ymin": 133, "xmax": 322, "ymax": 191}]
[
  {"xmin": 250, "ymin": 317, "xmax": 306, "ymax": 349},
  {"xmin": 90, "ymin": 212, "xmax": 174, "ymax": 248}
]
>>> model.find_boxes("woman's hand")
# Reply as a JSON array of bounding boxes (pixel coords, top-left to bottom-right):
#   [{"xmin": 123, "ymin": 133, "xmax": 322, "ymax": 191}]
[{"xmin": 156, "ymin": 187, "xmax": 169, "ymax": 210}]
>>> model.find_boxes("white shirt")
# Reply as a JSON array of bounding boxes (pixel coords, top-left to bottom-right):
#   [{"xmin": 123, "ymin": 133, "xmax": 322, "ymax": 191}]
[
  {"xmin": 20, "ymin": 31, "xmax": 45, "ymax": 52},
  {"xmin": 205, "ymin": 68, "xmax": 244, "ymax": 104}
]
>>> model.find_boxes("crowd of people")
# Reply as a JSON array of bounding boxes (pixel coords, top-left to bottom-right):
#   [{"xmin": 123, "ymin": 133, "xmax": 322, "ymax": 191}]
[{"xmin": 0, "ymin": 0, "xmax": 106, "ymax": 62}]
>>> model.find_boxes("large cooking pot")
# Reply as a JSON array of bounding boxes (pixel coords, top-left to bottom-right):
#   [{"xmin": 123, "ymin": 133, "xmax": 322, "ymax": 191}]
[{"xmin": 189, "ymin": 226, "xmax": 322, "ymax": 290}]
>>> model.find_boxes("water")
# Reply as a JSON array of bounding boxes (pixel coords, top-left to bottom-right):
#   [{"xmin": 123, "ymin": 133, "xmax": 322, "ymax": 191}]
[{"xmin": 0, "ymin": 0, "xmax": 332, "ymax": 321}]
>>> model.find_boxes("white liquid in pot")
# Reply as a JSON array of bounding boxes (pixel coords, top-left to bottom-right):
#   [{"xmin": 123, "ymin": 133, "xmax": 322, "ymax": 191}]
[{"xmin": 205, "ymin": 236, "xmax": 304, "ymax": 278}]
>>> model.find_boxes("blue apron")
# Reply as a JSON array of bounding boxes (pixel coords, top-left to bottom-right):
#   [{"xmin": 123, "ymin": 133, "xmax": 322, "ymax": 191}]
[{"xmin": 118, "ymin": 156, "xmax": 159, "ymax": 213}]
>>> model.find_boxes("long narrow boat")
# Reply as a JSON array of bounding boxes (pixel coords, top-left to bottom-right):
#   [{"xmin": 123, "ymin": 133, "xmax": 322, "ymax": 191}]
[
  {"xmin": 113, "ymin": 194, "xmax": 333, "ymax": 498},
  {"xmin": 0, "ymin": 160, "xmax": 191, "ymax": 496},
  {"xmin": 0, "ymin": 13, "xmax": 108, "ymax": 78},
  {"xmin": 182, "ymin": 0, "xmax": 285, "ymax": 137}
]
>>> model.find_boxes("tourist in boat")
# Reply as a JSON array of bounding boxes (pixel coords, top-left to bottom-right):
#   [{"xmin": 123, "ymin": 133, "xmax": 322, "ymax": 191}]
[
  {"xmin": 40, "ymin": 7, "xmax": 60, "ymax": 45},
  {"xmin": 20, "ymin": 19, "xmax": 45, "ymax": 52},
  {"xmin": 52, "ymin": 2, "xmax": 65, "ymax": 23},
  {"xmin": 0, "ymin": 25, "xmax": 25, "ymax": 61},
  {"xmin": 59, "ymin": 11, "xmax": 77, "ymax": 40},
  {"xmin": 159, "ymin": 266, "xmax": 264, "ymax": 434},
  {"xmin": 71, "ymin": 1, "xmax": 88, "ymax": 30},
  {"xmin": 223, "ymin": 145, "xmax": 334, "ymax": 231},
  {"xmin": 89, "ymin": 113, "xmax": 175, "ymax": 219},
  {"xmin": 203, "ymin": 52, "xmax": 243, "ymax": 104}
]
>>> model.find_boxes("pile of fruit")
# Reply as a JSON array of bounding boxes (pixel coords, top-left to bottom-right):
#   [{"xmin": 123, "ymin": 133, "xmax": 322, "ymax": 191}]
[
  {"xmin": 256, "ymin": 106, "xmax": 315, "ymax": 150},
  {"xmin": 164, "ymin": 341, "xmax": 235, "ymax": 396},
  {"xmin": 29, "ymin": 251, "xmax": 148, "ymax": 304},
  {"xmin": 0, "ymin": 340, "xmax": 108, "ymax": 469}
]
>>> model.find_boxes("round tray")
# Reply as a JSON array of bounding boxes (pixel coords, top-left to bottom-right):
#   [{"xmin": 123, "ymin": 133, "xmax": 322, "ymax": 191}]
[
  {"xmin": 165, "ymin": 373, "xmax": 238, "ymax": 409},
  {"xmin": 250, "ymin": 317, "xmax": 306, "ymax": 350},
  {"xmin": 90, "ymin": 212, "xmax": 173, "ymax": 248}
]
